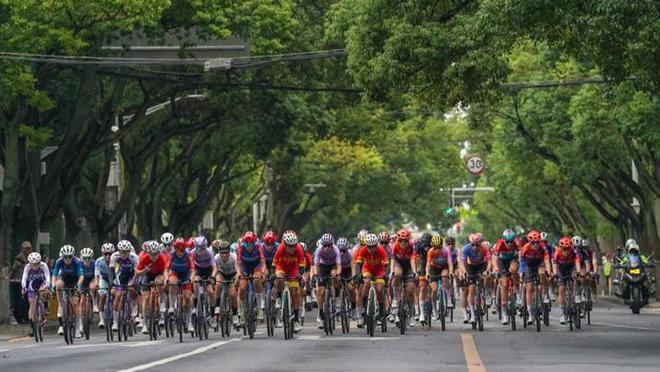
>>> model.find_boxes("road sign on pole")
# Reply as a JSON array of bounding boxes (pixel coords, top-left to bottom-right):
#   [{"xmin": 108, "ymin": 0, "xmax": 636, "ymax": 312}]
[{"xmin": 465, "ymin": 154, "xmax": 485, "ymax": 175}]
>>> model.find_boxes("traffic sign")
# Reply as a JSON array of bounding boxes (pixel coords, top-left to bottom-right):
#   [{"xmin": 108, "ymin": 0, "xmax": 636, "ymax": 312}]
[{"xmin": 465, "ymin": 154, "xmax": 485, "ymax": 175}]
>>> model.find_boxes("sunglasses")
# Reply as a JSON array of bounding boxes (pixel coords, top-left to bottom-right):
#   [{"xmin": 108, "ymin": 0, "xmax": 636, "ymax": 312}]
[
  {"xmin": 63, "ymin": 255, "xmax": 73, "ymax": 259},
  {"xmin": 103, "ymin": 252, "xmax": 113, "ymax": 256}
]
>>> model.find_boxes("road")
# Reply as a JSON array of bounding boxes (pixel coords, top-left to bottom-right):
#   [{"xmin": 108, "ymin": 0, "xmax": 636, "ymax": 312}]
[{"xmin": 0, "ymin": 300, "xmax": 658, "ymax": 372}]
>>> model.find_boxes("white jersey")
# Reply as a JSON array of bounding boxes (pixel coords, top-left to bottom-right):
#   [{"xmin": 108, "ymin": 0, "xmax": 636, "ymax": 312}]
[{"xmin": 215, "ymin": 252, "xmax": 237, "ymax": 275}]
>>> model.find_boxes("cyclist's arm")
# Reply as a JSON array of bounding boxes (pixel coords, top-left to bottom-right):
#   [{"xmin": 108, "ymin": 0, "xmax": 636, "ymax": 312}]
[{"xmin": 20, "ymin": 265, "xmax": 29, "ymax": 291}]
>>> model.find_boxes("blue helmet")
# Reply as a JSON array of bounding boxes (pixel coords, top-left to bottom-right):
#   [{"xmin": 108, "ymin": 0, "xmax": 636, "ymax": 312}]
[{"xmin": 502, "ymin": 229, "xmax": 515, "ymax": 242}]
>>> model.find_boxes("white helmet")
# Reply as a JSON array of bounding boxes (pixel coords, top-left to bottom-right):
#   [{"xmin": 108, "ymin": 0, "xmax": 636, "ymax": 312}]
[
  {"xmin": 581, "ymin": 239, "xmax": 590, "ymax": 247},
  {"xmin": 571, "ymin": 235, "xmax": 582, "ymax": 247},
  {"xmin": 59, "ymin": 245, "xmax": 75, "ymax": 257},
  {"xmin": 146, "ymin": 240, "xmax": 160, "ymax": 254},
  {"xmin": 365, "ymin": 233, "xmax": 379, "ymax": 247},
  {"xmin": 625, "ymin": 238, "xmax": 637, "ymax": 249},
  {"xmin": 320, "ymin": 233, "xmax": 334, "ymax": 245},
  {"xmin": 117, "ymin": 240, "xmax": 132, "ymax": 252},
  {"xmin": 628, "ymin": 243, "xmax": 640, "ymax": 254},
  {"xmin": 540, "ymin": 232, "xmax": 548, "ymax": 241},
  {"xmin": 80, "ymin": 247, "xmax": 94, "ymax": 258},
  {"xmin": 160, "ymin": 232, "xmax": 174, "ymax": 245},
  {"xmin": 101, "ymin": 243, "xmax": 115, "ymax": 254},
  {"xmin": 28, "ymin": 252, "xmax": 42, "ymax": 264},
  {"xmin": 283, "ymin": 231, "xmax": 298, "ymax": 245}
]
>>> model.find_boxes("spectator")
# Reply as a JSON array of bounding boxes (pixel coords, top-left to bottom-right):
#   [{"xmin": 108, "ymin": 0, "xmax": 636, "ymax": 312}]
[
  {"xmin": 9, "ymin": 241, "xmax": 33, "ymax": 324},
  {"xmin": 602, "ymin": 253, "xmax": 613, "ymax": 295}
]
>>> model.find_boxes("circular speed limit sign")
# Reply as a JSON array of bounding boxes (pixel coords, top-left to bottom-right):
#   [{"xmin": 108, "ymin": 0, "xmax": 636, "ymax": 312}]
[{"xmin": 465, "ymin": 154, "xmax": 485, "ymax": 175}]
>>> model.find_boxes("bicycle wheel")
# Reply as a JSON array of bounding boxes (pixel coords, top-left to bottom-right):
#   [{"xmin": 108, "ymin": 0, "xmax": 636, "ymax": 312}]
[
  {"xmin": 398, "ymin": 300, "xmax": 407, "ymax": 335},
  {"xmin": 177, "ymin": 308, "xmax": 184, "ymax": 343},
  {"xmin": 509, "ymin": 299, "xmax": 516, "ymax": 331},
  {"xmin": 535, "ymin": 290, "xmax": 542, "ymax": 332},
  {"xmin": 586, "ymin": 287, "xmax": 592, "ymax": 325},
  {"xmin": 367, "ymin": 290, "xmax": 375, "ymax": 337},
  {"xmin": 439, "ymin": 288, "xmax": 446, "ymax": 331},
  {"xmin": 282, "ymin": 290, "xmax": 291, "ymax": 340},
  {"xmin": 248, "ymin": 295, "xmax": 256, "ymax": 339},
  {"xmin": 477, "ymin": 291, "xmax": 484, "ymax": 332}
]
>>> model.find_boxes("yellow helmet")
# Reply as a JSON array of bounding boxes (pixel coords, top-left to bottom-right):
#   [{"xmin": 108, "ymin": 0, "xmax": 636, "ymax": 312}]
[{"xmin": 431, "ymin": 234, "xmax": 443, "ymax": 247}]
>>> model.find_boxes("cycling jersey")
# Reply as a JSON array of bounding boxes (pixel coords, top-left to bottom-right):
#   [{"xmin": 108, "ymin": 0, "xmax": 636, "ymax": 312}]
[
  {"xmin": 22, "ymin": 262, "xmax": 50, "ymax": 292},
  {"xmin": 577, "ymin": 247, "xmax": 594, "ymax": 265},
  {"xmin": 236, "ymin": 242, "xmax": 264, "ymax": 274},
  {"xmin": 168, "ymin": 250, "xmax": 193, "ymax": 280},
  {"xmin": 340, "ymin": 249, "xmax": 353, "ymax": 269},
  {"xmin": 273, "ymin": 243, "xmax": 306, "ymax": 279},
  {"xmin": 95, "ymin": 257, "xmax": 110, "ymax": 282},
  {"xmin": 262, "ymin": 243, "xmax": 279, "ymax": 266},
  {"xmin": 109, "ymin": 252, "xmax": 138, "ymax": 286},
  {"xmin": 494, "ymin": 239, "xmax": 519, "ymax": 261},
  {"xmin": 520, "ymin": 243, "xmax": 549, "ymax": 262},
  {"xmin": 355, "ymin": 245, "xmax": 389, "ymax": 278},
  {"xmin": 192, "ymin": 247, "xmax": 215, "ymax": 269},
  {"xmin": 543, "ymin": 242, "xmax": 555, "ymax": 262},
  {"xmin": 136, "ymin": 252, "xmax": 168, "ymax": 277},
  {"xmin": 52, "ymin": 257, "xmax": 83, "ymax": 287},
  {"xmin": 81, "ymin": 261, "xmax": 95, "ymax": 287},
  {"xmin": 461, "ymin": 243, "xmax": 491, "ymax": 266},
  {"xmin": 391, "ymin": 241, "xmax": 415, "ymax": 261},
  {"xmin": 427, "ymin": 247, "xmax": 453, "ymax": 269},
  {"xmin": 215, "ymin": 252, "xmax": 237, "ymax": 275},
  {"xmin": 554, "ymin": 248, "xmax": 580, "ymax": 266},
  {"xmin": 314, "ymin": 245, "xmax": 341, "ymax": 266}
]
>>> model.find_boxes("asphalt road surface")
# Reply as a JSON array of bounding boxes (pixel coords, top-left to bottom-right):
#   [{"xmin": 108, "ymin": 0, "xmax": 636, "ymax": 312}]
[{"xmin": 1, "ymin": 300, "xmax": 658, "ymax": 372}]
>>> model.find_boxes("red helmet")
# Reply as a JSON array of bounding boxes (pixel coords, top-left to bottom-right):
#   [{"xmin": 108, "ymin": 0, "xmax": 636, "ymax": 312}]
[
  {"xmin": 263, "ymin": 231, "xmax": 277, "ymax": 245},
  {"xmin": 173, "ymin": 237, "xmax": 186, "ymax": 250},
  {"xmin": 396, "ymin": 229, "xmax": 411, "ymax": 241},
  {"xmin": 243, "ymin": 231, "xmax": 257, "ymax": 244},
  {"xmin": 527, "ymin": 230, "xmax": 541, "ymax": 243},
  {"xmin": 559, "ymin": 236, "xmax": 572, "ymax": 249},
  {"xmin": 378, "ymin": 231, "xmax": 390, "ymax": 243},
  {"xmin": 185, "ymin": 238, "xmax": 195, "ymax": 249}
]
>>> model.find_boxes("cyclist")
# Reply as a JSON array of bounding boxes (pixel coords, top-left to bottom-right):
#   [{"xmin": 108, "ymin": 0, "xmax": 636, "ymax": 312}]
[
  {"xmin": 337, "ymin": 237, "xmax": 356, "ymax": 317},
  {"xmin": 414, "ymin": 232, "xmax": 432, "ymax": 324},
  {"xmin": 379, "ymin": 231, "xmax": 392, "ymax": 253},
  {"xmin": 425, "ymin": 234, "xmax": 453, "ymax": 320},
  {"xmin": 445, "ymin": 236, "xmax": 460, "ymax": 311},
  {"xmin": 160, "ymin": 232, "xmax": 174, "ymax": 254},
  {"xmin": 493, "ymin": 229, "xmax": 520, "ymax": 325},
  {"xmin": 482, "ymin": 240, "xmax": 498, "ymax": 314},
  {"xmin": 95, "ymin": 243, "xmax": 115, "ymax": 329},
  {"xmin": 272, "ymin": 230, "xmax": 306, "ymax": 333},
  {"xmin": 577, "ymin": 237, "xmax": 599, "ymax": 302},
  {"xmin": 236, "ymin": 231, "xmax": 266, "ymax": 325},
  {"xmin": 167, "ymin": 237, "xmax": 194, "ymax": 331},
  {"xmin": 108, "ymin": 240, "xmax": 139, "ymax": 333},
  {"xmin": 22, "ymin": 252, "xmax": 50, "ymax": 330},
  {"xmin": 520, "ymin": 230, "xmax": 552, "ymax": 325},
  {"xmin": 390, "ymin": 229, "xmax": 417, "ymax": 326},
  {"xmin": 541, "ymin": 232, "xmax": 557, "ymax": 300},
  {"xmin": 213, "ymin": 240, "xmax": 239, "ymax": 326},
  {"xmin": 52, "ymin": 245, "xmax": 84, "ymax": 337},
  {"xmin": 135, "ymin": 240, "xmax": 167, "ymax": 334},
  {"xmin": 262, "ymin": 231, "xmax": 279, "ymax": 277},
  {"xmin": 191, "ymin": 236, "xmax": 217, "ymax": 321},
  {"xmin": 459, "ymin": 233, "xmax": 492, "ymax": 324},
  {"xmin": 79, "ymin": 247, "xmax": 96, "ymax": 329},
  {"xmin": 553, "ymin": 236, "xmax": 581, "ymax": 324},
  {"xmin": 314, "ymin": 233, "xmax": 341, "ymax": 329},
  {"xmin": 354, "ymin": 233, "xmax": 389, "ymax": 328}
]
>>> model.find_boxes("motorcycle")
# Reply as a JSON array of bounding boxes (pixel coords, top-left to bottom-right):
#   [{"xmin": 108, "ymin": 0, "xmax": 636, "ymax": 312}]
[{"xmin": 615, "ymin": 255, "xmax": 655, "ymax": 314}]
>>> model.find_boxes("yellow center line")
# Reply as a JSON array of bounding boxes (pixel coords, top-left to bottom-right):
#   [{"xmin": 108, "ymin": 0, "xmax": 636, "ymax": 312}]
[{"xmin": 461, "ymin": 333, "xmax": 487, "ymax": 372}]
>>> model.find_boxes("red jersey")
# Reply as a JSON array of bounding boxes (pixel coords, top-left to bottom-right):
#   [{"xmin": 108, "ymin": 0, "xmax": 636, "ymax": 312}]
[
  {"xmin": 355, "ymin": 245, "xmax": 389, "ymax": 276},
  {"xmin": 554, "ymin": 248, "xmax": 580, "ymax": 266},
  {"xmin": 273, "ymin": 243, "xmax": 305, "ymax": 278},
  {"xmin": 520, "ymin": 242, "xmax": 549, "ymax": 261},
  {"xmin": 494, "ymin": 239, "xmax": 519, "ymax": 261},
  {"xmin": 137, "ymin": 252, "xmax": 168, "ymax": 275},
  {"xmin": 304, "ymin": 252, "xmax": 313, "ymax": 271},
  {"xmin": 391, "ymin": 241, "xmax": 415, "ymax": 261}
]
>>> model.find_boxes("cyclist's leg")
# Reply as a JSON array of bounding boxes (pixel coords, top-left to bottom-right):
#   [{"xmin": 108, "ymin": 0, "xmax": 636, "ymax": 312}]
[{"xmin": 392, "ymin": 263, "xmax": 403, "ymax": 307}]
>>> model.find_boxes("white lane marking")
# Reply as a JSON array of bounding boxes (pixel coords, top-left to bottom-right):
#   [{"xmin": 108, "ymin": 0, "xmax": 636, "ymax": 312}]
[
  {"xmin": 8, "ymin": 337, "xmax": 33, "ymax": 343},
  {"xmin": 59, "ymin": 343, "xmax": 114, "ymax": 349},
  {"xmin": 0, "ymin": 349, "xmax": 8, "ymax": 352},
  {"xmin": 119, "ymin": 341, "xmax": 165, "ymax": 347},
  {"xmin": 57, "ymin": 340, "xmax": 165, "ymax": 349},
  {"xmin": 297, "ymin": 335, "xmax": 399, "ymax": 341},
  {"xmin": 116, "ymin": 338, "xmax": 240, "ymax": 372},
  {"xmin": 14, "ymin": 344, "xmax": 37, "ymax": 349}
]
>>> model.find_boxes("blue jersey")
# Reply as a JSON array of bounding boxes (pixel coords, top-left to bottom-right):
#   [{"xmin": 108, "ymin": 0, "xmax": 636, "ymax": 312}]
[
  {"xmin": 95, "ymin": 257, "xmax": 110, "ymax": 281},
  {"xmin": 81, "ymin": 261, "xmax": 95, "ymax": 283},
  {"xmin": 169, "ymin": 250, "xmax": 192, "ymax": 278},
  {"xmin": 262, "ymin": 242, "xmax": 279, "ymax": 264},
  {"xmin": 52, "ymin": 257, "xmax": 83, "ymax": 280}
]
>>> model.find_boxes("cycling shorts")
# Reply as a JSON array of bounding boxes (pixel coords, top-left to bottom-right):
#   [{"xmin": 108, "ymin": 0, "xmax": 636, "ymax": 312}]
[
  {"xmin": 317, "ymin": 264, "xmax": 334, "ymax": 287},
  {"xmin": 167, "ymin": 272, "xmax": 192, "ymax": 292},
  {"xmin": 466, "ymin": 262, "xmax": 487, "ymax": 285}
]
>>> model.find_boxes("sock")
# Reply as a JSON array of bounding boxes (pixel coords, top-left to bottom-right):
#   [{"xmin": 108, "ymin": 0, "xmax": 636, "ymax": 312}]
[{"xmin": 58, "ymin": 317, "xmax": 63, "ymax": 327}]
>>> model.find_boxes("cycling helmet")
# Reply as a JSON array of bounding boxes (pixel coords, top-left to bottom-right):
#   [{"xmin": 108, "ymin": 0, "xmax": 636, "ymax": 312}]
[
  {"xmin": 117, "ymin": 240, "xmax": 132, "ymax": 252},
  {"xmin": 141, "ymin": 241, "xmax": 150, "ymax": 251},
  {"xmin": 468, "ymin": 233, "xmax": 484, "ymax": 244},
  {"xmin": 160, "ymin": 232, "xmax": 174, "ymax": 245},
  {"xmin": 212, "ymin": 239, "xmax": 222, "ymax": 249},
  {"xmin": 80, "ymin": 247, "xmax": 94, "ymax": 258},
  {"xmin": 502, "ymin": 229, "xmax": 516, "ymax": 242},
  {"xmin": 146, "ymin": 240, "xmax": 160, "ymax": 254},
  {"xmin": 558, "ymin": 236, "xmax": 572, "ymax": 249},
  {"xmin": 337, "ymin": 237, "xmax": 349, "ymax": 250},
  {"xmin": 445, "ymin": 237, "xmax": 456, "ymax": 245},
  {"xmin": 378, "ymin": 231, "xmax": 390, "ymax": 243},
  {"xmin": 540, "ymin": 232, "xmax": 548, "ymax": 241},
  {"xmin": 263, "ymin": 231, "xmax": 277, "ymax": 245},
  {"xmin": 581, "ymin": 239, "xmax": 590, "ymax": 247},
  {"xmin": 625, "ymin": 238, "xmax": 637, "ymax": 249},
  {"xmin": 357, "ymin": 230, "xmax": 369, "ymax": 244},
  {"xmin": 283, "ymin": 230, "xmax": 298, "ymax": 245},
  {"xmin": 28, "ymin": 252, "xmax": 41, "ymax": 264},
  {"xmin": 243, "ymin": 231, "xmax": 257, "ymax": 244},
  {"xmin": 194, "ymin": 236, "xmax": 208, "ymax": 249},
  {"xmin": 628, "ymin": 243, "xmax": 640, "ymax": 254},
  {"xmin": 101, "ymin": 243, "xmax": 115, "ymax": 254},
  {"xmin": 431, "ymin": 234, "xmax": 443, "ymax": 247},
  {"xmin": 365, "ymin": 233, "xmax": 379, "ymax": 247},
  {"xmin": 60, "ymin": 245, "xmax": 75, "ymax": 257},
  {"xmin": 527, "ymin": 230, "xmax": 541, "ymax": 243},
  {"xmin": 321, "ymin": 233, "xmax": 334, "ymax": 246},
  {"xmin": 185, "ymin": 237, "xmax": 195, "ymax": 249},
  {"xmin": 218, "ymin": 240, "xmax": 230, "ymax": 250},
  {"xmin": 572, "ymin": 235, "xmax": 582, "ymax": 247},
  {"xmin": 419, "ymin": 232, "xmax": 432, "ymax": 245},
  {"xmin": 397, "ymin": 229, "xmax": 411, "ymax": 241},
  {"xmin": 173, "ymin": 237, "xmax": 186, "ymax": 250}
]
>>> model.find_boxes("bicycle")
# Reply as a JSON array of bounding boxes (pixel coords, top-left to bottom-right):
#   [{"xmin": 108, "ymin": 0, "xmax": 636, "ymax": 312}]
[
  {"xmin": 143, "ymin": 282, "xmax": 163, "ymax": 341},
  {"xmin": 217, "ymin": 279, "xmax": 233, "ymax": 337},
  {"xmin": 500, "ymin": 273, "xmax": 517, "ymax": 331},
  {"xmin": 241, "ymin": 276, "xmax": 258, "ymax": 340},
  {"xmin": 467, "ymin": 273, "xmax": 485, "ymax": 332},
  {"xmin": 114, "ymin": 284, "xmax": 135, "ymax": 342},
  {"xmin": 79, "ymin": 287, "xmax": 94, "ymax": 340},
  {"xmin": 581, "ymin": 273, "xmax": 594, "ymax": 325},
  {"xmin": 320, "ymin": 275, "xmax": 336, "ymax": 335},
  {"xmin": 166, "ymin": 281, "xmax": 190, "ymax": 343},
  {"xmin": 194, "ymin": 279, "xmax": 214, "ymax": 340},
  {"xmin": 278, "ymin": 277, "xmax": 300, "ymax": 340},
  {"xmin": 27, "ymin": 290, "xmax": 46, "ymax": 342},
  {"xmin": 528, "ymin": 272, "xmax": 549, "ymax": 332},
  {"xmin": 393, "ymin": 274, "xmax": 414, "ymax": 335},
  {"xmin": 363, "ymin": 277, "xmax": 387, "ymax": 337},
  {"xmin": 58, "ymin": 288, "xmax": 77, "ymax": 345},
  {"xmin": 428, "ymin": 274, "xmax": 449, "ymax": 331},
  {"xmin": 264, "ymin": 274, "xmax": 275, "ymax": 337},
  {"xmin": 103, "ymin": 287, "xmax": 114, "ymax": 342},
  {"xmin": 338, "ymin": 277, "xmax": 352, "ymax": 334},
  {"xmin": 558, "ymin": 275, "xmax": 579, "ymax": 331}
]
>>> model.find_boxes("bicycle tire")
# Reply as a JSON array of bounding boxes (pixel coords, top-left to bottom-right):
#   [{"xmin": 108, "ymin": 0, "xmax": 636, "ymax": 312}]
[
  {"xmin": 477, "ymin": 286, "xmax": 484, "ymax": 332},
  {"xmin": 439, "ymin": 288, "xmax": 446, "ymax": 331},
  {"xmin": 367, "ymin": 287, "xmax": 376, "ymax": 337},
  {"xmin": 177, "ymin": 309, "xmax": 184, "ymax": 343},
  {"xmin": 282, "ymin": 290, "xmax": 291, "ymax": 340},
  {"xmin": 535, "ymin": 288, "xmax": 542, "ymax": 332},
  {"xmin": 399, "ymin": 301, "xmax": 407, "ymax": 335}
]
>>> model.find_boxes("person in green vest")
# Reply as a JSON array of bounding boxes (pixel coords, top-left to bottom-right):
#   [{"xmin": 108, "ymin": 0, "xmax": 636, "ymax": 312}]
[{"xmin": 602, "ymin": 253, "xmax": 613, "ymax": 295}]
